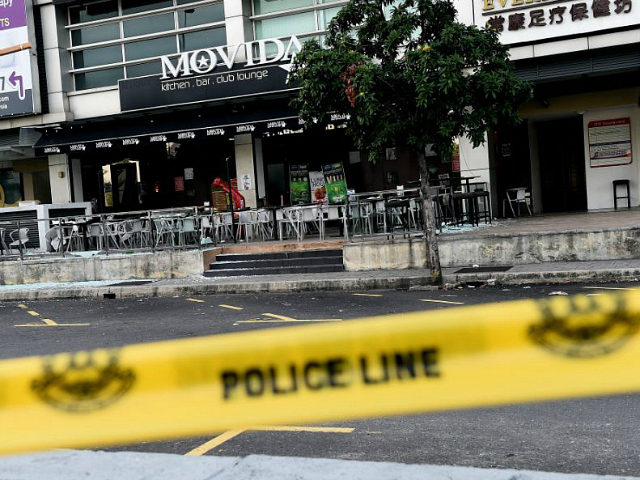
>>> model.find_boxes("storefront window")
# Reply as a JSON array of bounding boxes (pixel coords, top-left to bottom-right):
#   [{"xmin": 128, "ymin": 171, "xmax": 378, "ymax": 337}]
[
  {"xmin": 252, "ymin": 0, "xmax": 348, "ymax": 44},
  {"xmin": 75, "ymin": 67, "xmax": 125, "ymax": 90},
  {"xmin": 123, "ymin": 13, "xmax": 174, "ymax": 37},
  {"xmin": 178, "ymin": 4, "xmax": 225, "ymax": 27},
  {"xmin": 69, "ymin": 0, "xmax": 226, "ymax": 91}
]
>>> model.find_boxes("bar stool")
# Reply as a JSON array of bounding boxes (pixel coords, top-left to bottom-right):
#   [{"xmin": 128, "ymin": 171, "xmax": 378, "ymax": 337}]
[{"xmin": 613, "ymin": 180, "xmax": 630, "ymax": 209}]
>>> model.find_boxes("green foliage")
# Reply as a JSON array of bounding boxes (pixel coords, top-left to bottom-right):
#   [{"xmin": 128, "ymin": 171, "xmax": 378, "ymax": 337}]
[{"xmin": 289, "ymin": 0, "xmax": 532, "ymax": 162}]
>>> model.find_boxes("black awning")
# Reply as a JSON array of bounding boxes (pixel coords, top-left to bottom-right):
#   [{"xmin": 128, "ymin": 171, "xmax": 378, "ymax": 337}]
[{"xmin": 35, "ymin": 103, "xmax": 302, "ymax": 155}]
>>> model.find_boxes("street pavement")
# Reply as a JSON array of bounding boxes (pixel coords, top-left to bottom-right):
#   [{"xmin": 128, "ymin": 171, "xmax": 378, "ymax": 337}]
[{"xmin": 1, "ymin": 282, "xmax": 640, "ymax": 478}]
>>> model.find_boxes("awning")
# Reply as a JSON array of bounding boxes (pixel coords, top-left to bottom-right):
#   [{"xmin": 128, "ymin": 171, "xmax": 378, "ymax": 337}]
[{"xmin": 34, "ymin": 103, "xmax": 304, "ymax": 156}]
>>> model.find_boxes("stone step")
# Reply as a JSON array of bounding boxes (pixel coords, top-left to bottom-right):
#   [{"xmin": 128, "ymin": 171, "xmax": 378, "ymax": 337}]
[
  {"xmin": 203, "ymin": 264, "xmax": 345, "ymax": 277},
  {"xmin": 214, "ymin": 249, "xmax": 343, "ymax": 262},
  {"xmin": 209, "ymin": 255, "xmax": 343, "ymax": 270}
]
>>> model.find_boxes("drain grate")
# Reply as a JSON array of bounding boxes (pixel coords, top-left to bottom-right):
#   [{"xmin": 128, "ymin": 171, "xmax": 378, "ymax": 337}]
[
  {"xmin": 454, "ymin": 266, "xmax": 513, "ymax": 274},
  {"xmin": 108, "ymin": 280, "xmax": 155, "ymax": 287}
]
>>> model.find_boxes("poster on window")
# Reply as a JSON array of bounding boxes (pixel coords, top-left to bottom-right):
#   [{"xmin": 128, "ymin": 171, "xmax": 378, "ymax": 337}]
[
  {"xmin": 309, "ymin": 170, "xmax": 327, "ymax": 205},
  {"xmin": 0, "ymin": 170, "xmax": 21, "ymax": 207},
  {"xmin": 322, "ymin": 162, "xmax": 348, "ymax": 204},
  {"xmin": 289, "ymin": 164, "xmax": 310, "ymax": 205},
  {"xmin": 588, "ymin": 118, "xmax": 632, "ymax": 168}
]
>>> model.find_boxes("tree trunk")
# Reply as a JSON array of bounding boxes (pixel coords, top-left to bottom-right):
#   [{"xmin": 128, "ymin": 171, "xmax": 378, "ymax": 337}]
[{"xmin": 417, "ymin": 153, "xmax": 442, "ymax": 284}]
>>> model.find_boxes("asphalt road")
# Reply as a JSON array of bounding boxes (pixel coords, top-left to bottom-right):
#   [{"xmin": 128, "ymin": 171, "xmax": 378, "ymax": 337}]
[{"xmin": 1, "ymin": 282, "xmax": 639, "ymax": 476}]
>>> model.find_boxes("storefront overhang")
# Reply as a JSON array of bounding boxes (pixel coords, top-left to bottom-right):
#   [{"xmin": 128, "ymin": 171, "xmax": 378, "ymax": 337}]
[{"xmin": 34, "ymin": 103, "xmax": 303, "ymax": 156}]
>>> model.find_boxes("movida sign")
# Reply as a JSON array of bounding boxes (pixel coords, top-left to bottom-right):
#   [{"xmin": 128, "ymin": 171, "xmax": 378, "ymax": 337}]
[
  {"xmin": 160, "ymin": 36, "xmax": 302, "ymax": 79},
  {"xmin": 119, "ymin": 36, "xmax": 302, "ymax": 111}
]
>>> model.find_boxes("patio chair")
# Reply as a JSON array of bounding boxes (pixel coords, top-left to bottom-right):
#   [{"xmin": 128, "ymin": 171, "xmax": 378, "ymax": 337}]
[
  {"xmin": 45, "ymin": 226, "xmax": 66, "ymax": 252},
  {"xmin": 236, "ymin": 210, "xmax": 258, "ymax": 242},
  {"xmin": 256, "ymin": 209, "xmax": 274, "ymax": 241},
  {"xmin": 153, "ymin": 217, "xmax": 176, "ymax": 247},
  {"xmin": 177, "ymin": 217, "xmax": 198, "ymax": 246},
  {"xmin": 9, "ymin": 227, "xmax": 29, "ymax": 253},
  {"xmin": 213, "ymin": 212, "xmax": 233, "ymax": 243},
  {"xmin": 64, "ymin": 224, "xmax": 84, "ymax": 252},
  {"xmin": 503, "ymin": 187, "xmax": 532, "ymax": 217},
  {"xmin": 300, "ymin": 205, "xmax": 324, "ymax": 240},
  {"xmin": 87, "ymin": 223, "xmax": 106, "ymax": 250}
]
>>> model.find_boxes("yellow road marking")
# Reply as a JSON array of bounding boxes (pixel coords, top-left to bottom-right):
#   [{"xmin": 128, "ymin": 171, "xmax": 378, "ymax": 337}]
[
  {"xmin": 420, "ymin": 299, "xmax": 465, "ymax": 305},
  {"xmin": 251, "ymin": 426, "xmax": 354, "ymax": 434},
  {"xmin": 219, "ymin": 304, "xmax": 243, "ymax": 311},
  {"xmin": 185, "ymin": 429, "xmax": 245, "ymax": 456},
  {"xmin": 234, "ymin": 313, "xmax": 342, "ymax": 325},
  {"xmin": 14, "ymin": 323, "xmax": 91, "ymax": 327},
  {"xmin": 17, "ymin": 304, "xmax": 27, "ymax": 309},
  {"xmin": 583, "ymin": 286, "xmax": 638, "ymax": 291},
  {"xmin": 352, "ymin": 293, "xmax": 383, "ymax": 297},
  {"xmin": 27, "ymin": 311, "xmax": 39, "ymax": 317},
  {"xmin": 186, "ymin": 298, "xmax": 206, "ymax": 303},
  {"xmin": 185, "ymin": 426, "xmax": 353, "ymax": 456},
  {"xmin": 264, "ymin": 313, "xmax": 297, "ymax": 321},
  {"xmin": 41, "ymin": 318, "xmax": 58, "ymax": 326}
]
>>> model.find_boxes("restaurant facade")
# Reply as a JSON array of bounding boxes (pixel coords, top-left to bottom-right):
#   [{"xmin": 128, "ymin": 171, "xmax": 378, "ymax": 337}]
[
  {"xmin": 0, "ymin": 0, "xmax": 423, "ymax": 214},
  {"xmin": 0, "ymin": 0, "xmax": 638, "ymax": 215}
]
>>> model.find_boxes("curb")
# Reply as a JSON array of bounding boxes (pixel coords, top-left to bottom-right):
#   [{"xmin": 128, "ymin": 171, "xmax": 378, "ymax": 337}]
[
  {"xmin": 0, "ymin": 275, "xmax": 437, "ymax": 301},
  {"xmin": 443, "ymin": 268, "xmax": 640, "ymax": 286}
]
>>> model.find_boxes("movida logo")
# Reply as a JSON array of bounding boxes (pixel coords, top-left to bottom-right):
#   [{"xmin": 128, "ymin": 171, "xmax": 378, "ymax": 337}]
[{"xmin": 160, "ymin": 36, "xmax": 302, "ymax": 80}]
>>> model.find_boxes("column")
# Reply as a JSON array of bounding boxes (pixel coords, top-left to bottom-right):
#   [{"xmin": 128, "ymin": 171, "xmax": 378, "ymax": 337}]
[
  {"xmin": 224, "ymin": 0, "xmax": 253, "ymax": 62},
  {"xmin": 48, "ymin": 154, "xmax": 71, "ymax": 203},
  {"xmin": 234, "ymin": 134, "xmax": 257, "ymax": 208}
]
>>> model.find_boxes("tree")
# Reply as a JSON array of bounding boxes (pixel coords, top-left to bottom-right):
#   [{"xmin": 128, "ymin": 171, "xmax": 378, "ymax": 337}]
[{"xmin": 289, "ymin": 0, "xmax": 531, "ymax": 283}]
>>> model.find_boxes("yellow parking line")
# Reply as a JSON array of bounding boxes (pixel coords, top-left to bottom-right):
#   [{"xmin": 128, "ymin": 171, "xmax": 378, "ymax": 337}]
[
  {"xmin": 251, "ymin": 426, "xmax": 354, "ymax": 434},
  {"xmin": 185, "ymin": 429, "xmax": 245, "ymax": 456},
  {"xmin": 219, "ymin": 304, "xmax": 243, "ymax": 311},
  {"xmin": 186, "ymin": 298, "xmax": 206, "ymax": 303},
  {"xmin": 14, "ymin": 323, "xmax": 91, "ymax": 327},
  {"xmin": 185, "ymin": 425, "xmax": 353, "ymax": 456},
  {"xmin": 264, "ymin": 313, "xmax": 297, "ymax": 321},
  {"xmin": 27, "ymin": 311, "xmax": 39, "ymax": 317},
  {"xmin": 352, "ymin": 293, "xmax": 383, "ymax": 297},
  {"xmin": 17, "ymin": 304, "xmax": 27, "ymax": 309},
  {"xmin": 420, "ymin": 299, "xmax": 465, "ymax": 305},
  {"xmin": 41, "ymin": 318, "xmax": 58, "ymax": 326}
]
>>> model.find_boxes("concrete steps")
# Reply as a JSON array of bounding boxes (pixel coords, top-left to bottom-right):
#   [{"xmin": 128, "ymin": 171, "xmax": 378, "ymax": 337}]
[{"xmin": 204, "ymin": 249, "xmax": 344, "ymax": 277}]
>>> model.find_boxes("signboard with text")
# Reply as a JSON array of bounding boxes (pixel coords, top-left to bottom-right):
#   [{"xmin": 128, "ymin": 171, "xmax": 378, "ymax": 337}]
[
  {"xmin": 0, "ymin": 0, "xmax": 38, "ymax": 116},
  {"xmin": 119, "ymin": 36, "xmax": 301, "ymax": 112},
  {"xmin": 477, "ymin": 0, "xmax": 640, "ymax": 44},
  {"xmin": 588, "ymin": 117, "xmax": 632, "ymax": 167}
]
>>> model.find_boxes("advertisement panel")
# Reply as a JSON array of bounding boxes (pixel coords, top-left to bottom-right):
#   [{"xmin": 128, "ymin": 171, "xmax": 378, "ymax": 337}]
[
  {"xmin": 0, "ymin": 0, "xmax": 38, "ymax": 116},
  {"xmin": 309, "ymin": 171, "xmax": 327, "ymax": 205},
  {"xmin": 289, "ymin": 164, "xmax": 310, "ymax": 205},
  {"xmin": 322, "ymin": 162, "xmax": 348, "ymax": 204}
]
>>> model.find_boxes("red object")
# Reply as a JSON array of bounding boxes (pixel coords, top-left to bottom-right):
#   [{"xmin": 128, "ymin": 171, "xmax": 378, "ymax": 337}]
[{"xmin": 212, "ymin": 177, "xmax": 245, "ymax": 210}]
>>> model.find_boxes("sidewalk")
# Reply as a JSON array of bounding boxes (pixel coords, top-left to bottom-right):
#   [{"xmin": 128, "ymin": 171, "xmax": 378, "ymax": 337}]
[
  {"xmin": 0, "ymin": 259, "xmax": 639, "ymax": 301},
  {"xmin": 2, "ymin": 450, "xmax": 636, "ymax": 480}
]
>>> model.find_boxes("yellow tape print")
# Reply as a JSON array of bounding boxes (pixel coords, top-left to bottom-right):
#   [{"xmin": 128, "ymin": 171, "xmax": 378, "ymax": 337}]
[{"xmin": 1, "ymin": 291, "xmax": 640, "ymax": 456}]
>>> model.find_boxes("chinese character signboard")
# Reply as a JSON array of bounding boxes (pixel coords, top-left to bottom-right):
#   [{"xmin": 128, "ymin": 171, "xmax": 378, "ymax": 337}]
[
  {"xmin": 0, "ymin": 0, "xmax": 38, "ymax": 117},
  {"xmin": 479, "ymin": 0, "xmax": 639, "ymax": 44},
  {"xmin": 588, "ymin": 118, "xmax": 632, "ymax": 167}
]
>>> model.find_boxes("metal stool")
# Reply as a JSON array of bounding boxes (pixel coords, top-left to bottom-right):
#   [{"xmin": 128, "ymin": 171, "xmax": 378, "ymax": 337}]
[{"xmin": 613, "ymin": 180, "xmax": 630, "ymax": 209}]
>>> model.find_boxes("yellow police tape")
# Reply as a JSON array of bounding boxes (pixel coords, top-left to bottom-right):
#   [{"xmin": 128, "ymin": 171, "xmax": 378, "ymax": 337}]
[{"xmin": 2, "ymin": 291, "xmax": 640, "ymax": 455}]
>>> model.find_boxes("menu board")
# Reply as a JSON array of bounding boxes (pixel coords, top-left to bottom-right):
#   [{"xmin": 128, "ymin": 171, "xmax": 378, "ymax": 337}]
[
  {"xmin": 322, "ymin": 162, "xmax": 348, "ymax": 204},
  {"xmin": 588, "ymin": 118, "xmax": 632, "ymax": 168},
  {"xmin": 289, "ymin": 164, "xmax": 311, "ymax": 205},
  {"xmin": 309, "ymin": 170, "xmax": 327, "ymax": 205}
]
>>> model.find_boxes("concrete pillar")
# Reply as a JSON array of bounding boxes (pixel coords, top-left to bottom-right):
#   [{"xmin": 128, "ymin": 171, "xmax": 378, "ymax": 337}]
[
  {"xmin": 48, "ymin": 154, "xmax": 71, "ymax": 203},
  {"xmin": 458, "ymin": 135, "xmax": 495, "ymax": 214},
  {"xmin": 234, "ymin": 134, "xmax": 257, "ymax": 208},
  {"xmin": 40, "ymin": 3, "xmax": 72, "ymax": 115},
  {"xmin": 528, "ymin": 121, "xmax": 543, "ymax": 214},
  {"xmin": 224, "ymin": 0, "xmax": 253, "ymax": 62},
  {"xmin": 254, "ymin": 137, "xmax": 266, "ymax": 200}
]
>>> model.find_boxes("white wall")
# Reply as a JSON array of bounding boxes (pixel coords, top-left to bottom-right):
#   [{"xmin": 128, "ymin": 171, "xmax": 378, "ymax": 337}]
[
  {"xmin": 459, "ymin": 135, "xmax": 491, "ymax": 186},
  {"xmin": 583, "ymin": 107, "xmax": 640, "ymax": 210}
]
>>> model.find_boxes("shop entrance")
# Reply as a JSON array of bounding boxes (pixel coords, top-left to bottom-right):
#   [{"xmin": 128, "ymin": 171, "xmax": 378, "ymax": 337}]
[{"xmin": 535, "ymin": 116, "xmax": 587, "ymax": 213}]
